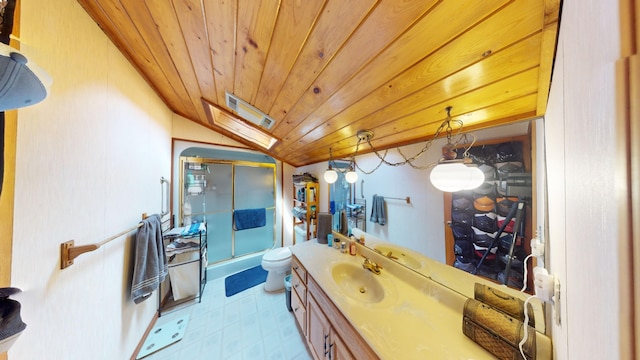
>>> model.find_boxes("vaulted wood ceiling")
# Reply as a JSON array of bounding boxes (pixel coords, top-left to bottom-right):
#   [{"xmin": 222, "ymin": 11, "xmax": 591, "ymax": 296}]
[{"xmin": 77, "ymin": 0, "xmax": 560, "ymax": 167}]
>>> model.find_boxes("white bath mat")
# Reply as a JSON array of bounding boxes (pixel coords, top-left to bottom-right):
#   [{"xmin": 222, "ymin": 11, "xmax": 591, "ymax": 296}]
[{"xmin": 136, "ymin": 315, "xmax": 189, "ymax": 359}]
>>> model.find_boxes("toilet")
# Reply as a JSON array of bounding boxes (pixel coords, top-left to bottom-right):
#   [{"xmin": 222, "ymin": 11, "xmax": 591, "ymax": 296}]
[{"xmin": 261, "ymin": 247, "xmax": 292, "ymax": 292}]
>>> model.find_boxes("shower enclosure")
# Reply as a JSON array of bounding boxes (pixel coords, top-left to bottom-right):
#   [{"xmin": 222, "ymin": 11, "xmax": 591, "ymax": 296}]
[{"xmin": 179, "ymin": 157, "xmax": 276, "ymax": 264}]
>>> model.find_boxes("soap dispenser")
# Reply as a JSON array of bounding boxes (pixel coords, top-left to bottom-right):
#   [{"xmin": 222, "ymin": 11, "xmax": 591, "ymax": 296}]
[{"xmin": 349, "ymin": 236, "xmax": 357, "ymax": 256}]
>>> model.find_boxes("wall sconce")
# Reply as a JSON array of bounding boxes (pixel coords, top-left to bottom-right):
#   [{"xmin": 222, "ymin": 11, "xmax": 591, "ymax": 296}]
[
  {"xmin": 343, "ymin": 106, "xmax": 483, "ymax": 192},
  {"xmin": 324, "ymin": 148, "xmax": 358, "ymax": 184}
]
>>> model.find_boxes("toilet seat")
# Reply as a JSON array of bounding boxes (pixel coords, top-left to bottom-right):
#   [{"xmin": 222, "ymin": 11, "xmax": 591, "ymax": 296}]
[
  {"xmin": 262, "ymin": 247, "xmax": 291, "ymax": 263},
  {"xmin": 261, "ymin": 247, "xmax": 292, "ymax": 292}
]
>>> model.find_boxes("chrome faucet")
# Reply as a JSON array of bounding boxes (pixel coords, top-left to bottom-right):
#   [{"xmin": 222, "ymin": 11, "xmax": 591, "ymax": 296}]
[{"xmin": 362, "ymin": 257, "xmax": 383, "ymax": 275}]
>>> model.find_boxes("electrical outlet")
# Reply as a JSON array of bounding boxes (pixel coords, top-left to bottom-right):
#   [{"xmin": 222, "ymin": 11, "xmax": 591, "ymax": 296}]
[
  {"xmin": 530, "ymin": 226, "xmax": 544, "ymax": 257},
  {"xmin": 531, "ymin": 236, "xmax": 544, "ymax": 257}
]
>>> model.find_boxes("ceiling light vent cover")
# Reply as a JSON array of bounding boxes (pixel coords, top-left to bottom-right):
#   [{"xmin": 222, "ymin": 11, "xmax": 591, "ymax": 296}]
[{"xmin": 225, "ymin": 92, "xmax": 275, "ymax": 130}]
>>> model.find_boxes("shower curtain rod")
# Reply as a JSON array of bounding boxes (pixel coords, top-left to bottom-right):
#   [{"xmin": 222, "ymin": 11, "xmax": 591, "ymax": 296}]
[{"xmin": 60, "ymin": 177, "xmax": 170, "ymax": 269}]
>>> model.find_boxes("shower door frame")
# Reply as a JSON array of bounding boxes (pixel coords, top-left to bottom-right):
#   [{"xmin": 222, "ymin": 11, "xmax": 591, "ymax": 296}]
[{"xmin": 178, "ymin": 156, "xmax": 276, "ymax": 264}]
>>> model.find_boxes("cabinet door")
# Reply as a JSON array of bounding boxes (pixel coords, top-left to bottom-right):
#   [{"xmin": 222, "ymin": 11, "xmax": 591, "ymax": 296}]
[
  {"xmin": 291, "ymin": 284, "xmax": 306, "ymax": 335},
  {"xmin": 330, "ymin": 329, "xmax": 355, "ymax": 360},
  {"xmin": 307, "ymin": 294, "xmax": 331, "ymax": 360}
]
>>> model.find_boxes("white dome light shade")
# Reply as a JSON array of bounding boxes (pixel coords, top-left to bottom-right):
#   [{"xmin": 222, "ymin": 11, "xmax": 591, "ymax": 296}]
[
  {"xmin": 345, "ymin": 170, "xmax": 358, "ymax": 183},
  {"xmin": 324, "ymin": 169, "xmax": 338, "ymax": 184},
  {"xmin": 429, "ymin": 163, "xmax": 484, "ymax": 192},
  {"xmin": 461, "ymin": 165, "xmax": 485, "ymax": 190}
]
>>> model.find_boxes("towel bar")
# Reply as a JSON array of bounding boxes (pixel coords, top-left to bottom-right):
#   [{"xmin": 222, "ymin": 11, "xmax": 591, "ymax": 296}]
[
  {"xmin": 60, "ymin": 214, "xmax": 148, "ymax": 269},
  {"xmin": 60, "ymin": 177, "xmax": 169, "ymax": 269},
  {"xmin": 382, "ymin": 196, "xmax": 411, "ymax": 204}
]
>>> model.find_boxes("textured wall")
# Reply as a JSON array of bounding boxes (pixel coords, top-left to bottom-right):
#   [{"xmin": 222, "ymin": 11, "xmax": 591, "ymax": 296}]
[
  {"xmin": 544, "ymin": 0, "xmax": 621, "ymax": 358},
  {"xmin": 9, "ymin": 0, "xmax": 173, "ymax": 358}
]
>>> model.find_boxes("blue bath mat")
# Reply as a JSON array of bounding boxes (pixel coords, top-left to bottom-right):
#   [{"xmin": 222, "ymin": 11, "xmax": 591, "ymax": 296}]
[{"xmin": 224, "ymin": 265, "xmax": 268, "ymax": 297}]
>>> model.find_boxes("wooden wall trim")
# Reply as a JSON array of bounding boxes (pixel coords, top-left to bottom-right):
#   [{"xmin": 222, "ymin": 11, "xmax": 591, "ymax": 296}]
[
  {"xmin": 617, "ymin": 0, "xmax": 638, "ymax": 358},
  {"xmin": 0, "ymin": 111, "xmax": 16, "ymax": 287}
]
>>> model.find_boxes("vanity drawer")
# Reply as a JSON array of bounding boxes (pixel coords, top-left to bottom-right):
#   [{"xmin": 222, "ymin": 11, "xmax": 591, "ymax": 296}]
[
  {"xmin": 291, "ymin": 283, "xmax": 306, "ymax": 335},
  {"xmin": 291, "ymin": 267, "xmax": 307, "ymax": 304},
  {"xmin": 291, "ymin": 255, "xmax": 306, "ymax": 282}
]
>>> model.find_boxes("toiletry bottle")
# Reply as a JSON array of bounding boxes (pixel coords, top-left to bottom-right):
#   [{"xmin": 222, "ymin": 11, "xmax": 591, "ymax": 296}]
[
  {"xmin": 359, "ymin": 235, "xmax": 365, "ymax": 245},
  {"xmin": 327, "ymin": 234, "xmax": 333, "ymax": 247},
  {"xmin": 340, "ymin": 241, "xmax": 347, "ymax": 254},
  {"xmin": 349, "ymin": 239, "xmax": 357, "ymax": 256},
  {"xmin": 334, "ymin": 239, "xmax": 341, "ymax": 250}
]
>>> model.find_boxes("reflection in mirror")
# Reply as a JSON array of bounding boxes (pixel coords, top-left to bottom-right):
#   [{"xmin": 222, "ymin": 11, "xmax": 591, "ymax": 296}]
[
  {"xmin": 338, "ymin": 120, "xmax": 547, "ymax": 333},
  {"xmin": 327, "ymin": 161, "xmax": 366, "ymax": 233},
  {"xmin": 351, "ymin": 227, "xmax": 546, "ymax": 334},
  {"xmin": 446, "ymin": 134, "xmax": 533, "ymax": 293}
]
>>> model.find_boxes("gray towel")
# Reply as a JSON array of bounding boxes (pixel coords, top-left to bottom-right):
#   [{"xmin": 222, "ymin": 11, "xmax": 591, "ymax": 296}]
[
  {"xmin": 340, "ymin": 210, "xmax": 348, "ymax": 235},
  {"xmin": 370, "ymin": 195, "xmax": 387, "ymax": 225},
  {"xmin": 316, "ymin": 213, "xmax": 332, "ymax": 244},
  {"xmin": 131, "ymin": 214, "xmax": 167, "ymax": 304}
]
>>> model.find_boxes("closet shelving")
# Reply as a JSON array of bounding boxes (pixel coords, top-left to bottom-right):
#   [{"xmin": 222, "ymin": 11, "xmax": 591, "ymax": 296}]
[
  {"xmin": 158, "ymin": 223, "xmax": 207, "ymax": 316},
  {"xmin": 293, "ymin": 181, "xmax": 319, "ymax": 243}
]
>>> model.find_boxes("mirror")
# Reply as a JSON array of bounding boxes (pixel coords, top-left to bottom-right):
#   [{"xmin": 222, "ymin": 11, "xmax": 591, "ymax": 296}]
[
  {"xmin": 326, "ymin": 121, "xmax": 547, "ymax": 333},
  {"xmin": 352, "ymin": 228, "xmax": 546, "ymax": 333},
  {"xmin": 327, "ymin": 161, "xmax": 366, "ymax": 233}
]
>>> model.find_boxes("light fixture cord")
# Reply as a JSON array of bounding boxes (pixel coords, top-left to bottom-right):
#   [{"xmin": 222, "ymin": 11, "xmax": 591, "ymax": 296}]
[
  {"xmin": 353, "ymin": 108, "xmax": 471, "ymax": 173},
  {"xmin": 328, "ymin": 147, "xmax": 358, "ymax": 174}
]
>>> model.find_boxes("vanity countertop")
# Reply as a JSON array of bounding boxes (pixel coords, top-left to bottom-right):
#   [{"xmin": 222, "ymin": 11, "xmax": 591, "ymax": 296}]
[{"xmin": 290, "ymin": 240, "xmax": 499, "ymax": 359}]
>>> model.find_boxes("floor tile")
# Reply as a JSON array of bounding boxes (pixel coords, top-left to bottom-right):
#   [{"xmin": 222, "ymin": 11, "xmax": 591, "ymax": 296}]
[{"xmin": 141, "ymin": 273, "xmax": 310, "ymax": 360}]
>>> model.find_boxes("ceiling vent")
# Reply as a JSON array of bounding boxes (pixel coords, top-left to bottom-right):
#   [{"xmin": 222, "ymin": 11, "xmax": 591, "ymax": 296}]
[{"xmin": 225, "ymin": 92, "xmax": 275, "ymax": 130}]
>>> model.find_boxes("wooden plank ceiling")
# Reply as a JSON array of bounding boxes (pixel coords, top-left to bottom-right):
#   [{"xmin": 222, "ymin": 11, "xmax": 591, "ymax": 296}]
[{"xmin": 77, "ymin": 0, "xmax": 561, "ymax": 167}]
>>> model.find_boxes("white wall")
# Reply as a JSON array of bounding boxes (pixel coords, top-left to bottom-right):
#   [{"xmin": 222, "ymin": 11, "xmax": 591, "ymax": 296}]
[
  {"xmin": 296, "ymin": 121, "xmax": 530, "ymax": 263},
  {"xmin": 544, "ymin": 1, "xmax": 621, "ymax": 359},
  {"xmin": 10, "ymin": 1, "xmax": 173, "ymax": 359}
]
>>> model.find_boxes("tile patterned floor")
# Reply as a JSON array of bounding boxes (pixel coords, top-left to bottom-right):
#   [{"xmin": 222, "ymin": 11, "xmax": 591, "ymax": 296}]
[{"xmin": 143, "ymin": 275, "xmax": 312, "ymax": 360}]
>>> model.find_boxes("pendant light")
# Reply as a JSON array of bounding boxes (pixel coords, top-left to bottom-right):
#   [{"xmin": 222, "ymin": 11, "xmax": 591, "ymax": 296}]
[{"xmin": 323, "ymin": 148, "xmax": 357, "ymax": 184}]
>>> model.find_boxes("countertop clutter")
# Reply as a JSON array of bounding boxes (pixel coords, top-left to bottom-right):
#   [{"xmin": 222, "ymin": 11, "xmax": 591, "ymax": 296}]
[{"xmin": 291, "ymin": 238, "xmax": 508, "ymax": 359}]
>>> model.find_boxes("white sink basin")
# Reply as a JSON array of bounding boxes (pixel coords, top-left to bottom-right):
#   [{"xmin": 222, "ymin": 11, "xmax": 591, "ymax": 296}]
[
  {"xmin": 374, "ymin": 245, "xmax": 422, "ymax": 269},
  {"xmin": 331, "ymin": 262, "xmax": 386, "ymax": 304}
]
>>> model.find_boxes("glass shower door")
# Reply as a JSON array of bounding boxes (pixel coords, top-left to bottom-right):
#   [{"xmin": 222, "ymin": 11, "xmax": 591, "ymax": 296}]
[
  {"xmin": 180, "ymin": 158, "xmax": 275, "ymax": 264},
  {"xmin": 233, "ymin": 165, "xmax": 275, "ymax": 256},
  {"xmin": 194, "ymin": 162, "xmax": 233, "ymax": 263}
]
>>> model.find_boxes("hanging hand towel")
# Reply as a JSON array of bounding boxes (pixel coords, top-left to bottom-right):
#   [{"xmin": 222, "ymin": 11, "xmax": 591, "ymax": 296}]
[
  {"xmin": 370, "ymin": 195, "xmax": 387, "ymax": 225},
  {"xmin": 131, "ymin": 214, "xmax": 167, "ymax": 304},
  {"xmin": 233, "ymin": 208, "xmax": 266, "ymax": 230}
]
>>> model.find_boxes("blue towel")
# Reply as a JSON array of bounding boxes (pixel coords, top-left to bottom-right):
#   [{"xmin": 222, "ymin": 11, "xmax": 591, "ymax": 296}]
[
  {"xmin": 233, "ymin": 208, "xmax": 266, "ymax": 230},
  {"xmin": 370, "ymin": 195, "xmax": 387, "ymax": 225}
]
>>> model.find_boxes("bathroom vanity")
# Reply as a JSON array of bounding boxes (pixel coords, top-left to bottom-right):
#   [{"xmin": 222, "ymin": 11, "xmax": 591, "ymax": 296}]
[
  {"xmin": 290, "ymin": 233, "xmax": 551, "ymax": 359},
  {"xmin": 291, "ymin": 255, "xmax": 377, "ymax": 359}
]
